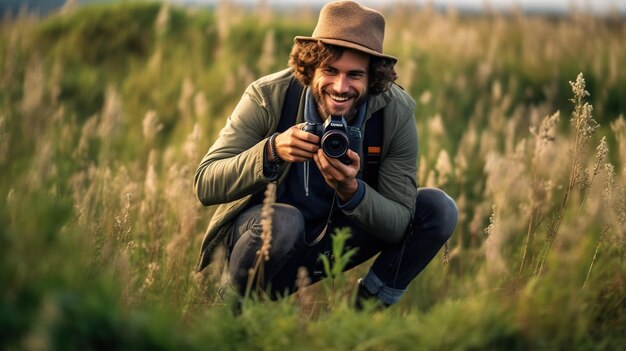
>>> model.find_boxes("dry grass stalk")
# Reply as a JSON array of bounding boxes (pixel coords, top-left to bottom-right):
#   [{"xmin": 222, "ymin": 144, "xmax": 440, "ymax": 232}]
[
  {"xmin": 583, "ymin": 224, "xmax": 610, "ymax": 290},
  {"xmin": 20, "ymin": 55, "xmax": 44, "ymax": 118},
  {"xmin": 257, "ymin": 30, "xmax": 276, "ymax": 75},
  {"xmin": 583, "ymin": 154, "xmax": 623, "ymax": 289},
  {"xmin": 154, "ymin": 1, "xmax": 169, "ymax": 37},
  {"xmin": 577, "ymin": 137, "xmax": 608, "ymax": 216},
  {"xmin": 520, "ymin": 111, "xmax": 560, "ymax": 274},
  {"xmin": 537, "ymin": 73, "xmax": 599, "ymax": 276},
  {"xmin": 435, "ymin": 149, "xmax": 452, "ymax": 186},
  {"xmin": 0, "ymin": 115, "xmax": 9, "ymax": 165},
  {"xmin": 142, "ymin": 110, "xmax": 163, "ymax": 144},
  {"xmin": 178, "ymin": 79, "xmax": 195, "ymax": 121},
  {"xmin": 296, "ymin": 266, "xmax": 314, "ymax": 317},
  {"xmin": 245, "ymin": 183, "xmax": 276, "ymax": 298},
  {"xmin": 610, "ymin": 115, "xmax": 626, "ymax": 169},
  {"xmin": 114, "ymin": 192, "xmax": 133, "ymax": 245},
  {"xmin": 483, "ymin": 204, "xmax": 507, "ymax": 276}
]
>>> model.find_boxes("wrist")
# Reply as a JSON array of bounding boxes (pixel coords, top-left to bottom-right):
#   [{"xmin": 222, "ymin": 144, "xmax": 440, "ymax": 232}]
[
  {"xmin": 267, "ymin": 132, "xmax": 283, "ymax": 164},
  {"xmin": 337, "ymin": 178, "xmax": 358, "ymax": 201}
]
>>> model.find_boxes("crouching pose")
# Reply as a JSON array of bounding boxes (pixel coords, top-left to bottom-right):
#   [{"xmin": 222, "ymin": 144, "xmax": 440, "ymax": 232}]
[{"xmin": 194, "ymin": 1, "xmax": 457, "ymax": 308}]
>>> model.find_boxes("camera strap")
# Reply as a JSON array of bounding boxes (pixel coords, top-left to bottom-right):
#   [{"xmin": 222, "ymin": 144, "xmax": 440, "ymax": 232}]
[
  {"xmin": 278, "ymin": 76, "xmax": 384, "ymax": 246},
  {"xmin": 304, "ymin": 185, "xmax": 337, "ymax": 247},
  {"xmin": 362, "ymin": 108, "xmax": 383, "ymax": 191},
  {"xmin": 277, "ymin": 77, "xmax": 304, "ymax": 132}
]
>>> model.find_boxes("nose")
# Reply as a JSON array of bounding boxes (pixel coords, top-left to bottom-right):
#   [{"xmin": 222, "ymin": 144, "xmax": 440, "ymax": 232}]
[{"xmin": 332, "ymin": 74, "xmax": 349, "ymax": 94}]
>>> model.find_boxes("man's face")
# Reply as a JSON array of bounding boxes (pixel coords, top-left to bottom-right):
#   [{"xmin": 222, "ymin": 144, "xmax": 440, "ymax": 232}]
[{"xmin": 311, "ymin": 49, "xmax": 369, "ymax": 120}]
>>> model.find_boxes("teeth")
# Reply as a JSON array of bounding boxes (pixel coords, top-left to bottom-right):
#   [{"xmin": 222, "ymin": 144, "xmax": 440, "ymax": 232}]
[{"xmin": 330, "ymin": 94, "xmax": 349, "ymax": 102}]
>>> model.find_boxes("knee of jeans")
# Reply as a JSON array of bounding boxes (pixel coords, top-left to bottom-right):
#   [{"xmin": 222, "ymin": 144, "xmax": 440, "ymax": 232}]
[
  {"xmin": 270, "ymin": 204, "xmax": 306, "ymax": 254},
  {"xmin": 420, "ymin": 188, "xmax": 458, "ymax": 243}
]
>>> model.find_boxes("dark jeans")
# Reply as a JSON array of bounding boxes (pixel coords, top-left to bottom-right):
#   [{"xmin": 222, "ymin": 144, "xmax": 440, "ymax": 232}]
[{"xmin": 228, "ymin": 187, "xmax": 458, "ymax": 299}]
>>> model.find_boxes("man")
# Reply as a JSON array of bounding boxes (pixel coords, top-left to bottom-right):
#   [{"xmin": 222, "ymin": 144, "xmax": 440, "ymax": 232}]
[{"xmin": 194, "ymin": 0, "xmax": 457, "ymax": 308}]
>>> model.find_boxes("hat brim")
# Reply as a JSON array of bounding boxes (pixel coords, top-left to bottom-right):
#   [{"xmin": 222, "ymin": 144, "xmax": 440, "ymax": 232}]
[{"xmin": 294, "ymin": 36, "xmax": 397, "ymax": 63}]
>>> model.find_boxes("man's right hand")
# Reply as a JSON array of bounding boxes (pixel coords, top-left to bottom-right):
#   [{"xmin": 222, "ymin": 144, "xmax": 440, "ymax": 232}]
[{"xmin": 267, "ymin": 123, "xmax": 320, "ymax": 163}]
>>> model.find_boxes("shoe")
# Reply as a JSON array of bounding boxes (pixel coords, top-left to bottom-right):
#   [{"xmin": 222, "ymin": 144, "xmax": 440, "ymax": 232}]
[
  {"xmin": 354, "ymin": 279, "xmax": 389, "ymax": 311},
  {"xmin": 217, "ymin": 285, "xmax": 243, "ymax": 316}
]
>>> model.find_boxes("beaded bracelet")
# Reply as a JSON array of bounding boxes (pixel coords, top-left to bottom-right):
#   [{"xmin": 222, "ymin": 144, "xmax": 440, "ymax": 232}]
[{"xmin": 269, "ymin": 132, "xmax": 283, "ymax": 164}]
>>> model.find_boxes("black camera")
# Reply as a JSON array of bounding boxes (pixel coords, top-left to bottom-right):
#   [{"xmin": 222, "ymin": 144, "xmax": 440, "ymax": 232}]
[{"xmin": 301, "ymin": 115, "xmax": 361, "ymax": 164}]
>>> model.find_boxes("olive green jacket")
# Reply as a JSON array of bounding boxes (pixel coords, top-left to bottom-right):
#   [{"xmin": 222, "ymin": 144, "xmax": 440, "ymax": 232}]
[{"xmin": 194, "ymin": 68, "xmax": 418, "ymax": 271}]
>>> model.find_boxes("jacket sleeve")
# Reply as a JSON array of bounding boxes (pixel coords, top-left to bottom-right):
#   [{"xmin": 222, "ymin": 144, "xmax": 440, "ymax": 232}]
[
  {"xmin": 342, "ymin": 103, "xmax": 418, "ymax": 244},
  {"xmin": 194, "ymin": 85, "xmax": 279, "ymax": 206}
]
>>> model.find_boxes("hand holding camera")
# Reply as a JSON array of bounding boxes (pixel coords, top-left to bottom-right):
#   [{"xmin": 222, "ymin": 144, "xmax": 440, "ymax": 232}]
[
  {"xmin": 300, "ymin": 115, "xmax": 361, "ymax": 165},
  {"xmin": 304, "ymin": 115, "xmax": 362, "ymax": 200},
  {"xmin": 268, "ymin": 123, "xmax": 320, "ymax": 163},
  {"xmin": 268, "ymin": 115, "xmax": 361, "ymax": 164}
]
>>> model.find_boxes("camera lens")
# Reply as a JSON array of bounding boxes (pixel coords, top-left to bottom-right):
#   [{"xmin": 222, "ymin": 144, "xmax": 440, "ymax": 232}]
[{"xmin": 321, "ymin": 131, "xmax": 349, "ymax": 158}]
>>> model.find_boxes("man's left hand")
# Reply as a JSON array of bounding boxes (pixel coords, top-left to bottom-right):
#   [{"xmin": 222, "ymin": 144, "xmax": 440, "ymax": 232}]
[{"xmin": 313, "ymin": 149, "xmax": 360, "ymax": 202}]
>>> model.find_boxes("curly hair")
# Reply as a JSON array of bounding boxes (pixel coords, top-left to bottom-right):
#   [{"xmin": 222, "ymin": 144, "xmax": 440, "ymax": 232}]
[{"xmin": 288, "ymin": 41, "xmax": 397, "ymax": 95}]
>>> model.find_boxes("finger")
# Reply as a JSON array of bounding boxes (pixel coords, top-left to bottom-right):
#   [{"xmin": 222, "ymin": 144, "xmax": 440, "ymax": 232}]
[
  {"xmin": 293, "ymin": 124, "xmax": 321, "ymax": 144},
  {"xmin": 282, "ymin": 148, "xmax": 317, "ymax": 162},
  {"xmin": 313, "ymin": 153, "xmax": 339, "ymax": 186},
  {"xmin": 315, "ymin": 150, "xmax": 345, "ymax": 181},
  {"xmin": 345, "ymin": 149, "xmax": 361, "ymax": 169},
  {"xmin": 280, "ymin": 128, "xmax": 319, "ymax": 152},
  {"xmin": 322, "ymin": 151, "xmax": 361, "ymax": 183},
  {"xmin": 275, "ymin": 131, "xmax": 320, "ymax": 161}
]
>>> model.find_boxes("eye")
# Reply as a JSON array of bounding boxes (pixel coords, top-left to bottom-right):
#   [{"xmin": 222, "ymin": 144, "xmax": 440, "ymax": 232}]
[
  {"xmin": 350, "ymin": 72, "xmax": 365, "ymax": 79},
  {"xmin": 323, "ymin": 67, "xmax": 337, "ymax": 75}
]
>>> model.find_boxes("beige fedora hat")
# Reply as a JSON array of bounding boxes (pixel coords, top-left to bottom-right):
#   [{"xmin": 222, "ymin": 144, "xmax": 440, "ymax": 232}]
[{"xmin": 295, "ymin": 1, "xmax": 397, "ymax": 63}]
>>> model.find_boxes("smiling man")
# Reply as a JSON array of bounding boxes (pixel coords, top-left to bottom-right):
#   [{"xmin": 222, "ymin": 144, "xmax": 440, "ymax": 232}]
[{"xmin": 194, "ymin": 0, "xmax": 458, "ymax": 309}]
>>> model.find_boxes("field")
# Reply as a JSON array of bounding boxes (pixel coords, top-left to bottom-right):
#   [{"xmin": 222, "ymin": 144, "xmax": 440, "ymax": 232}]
[{"xmin": 1, "ymin": 2, "xmax": 625, "ymax": 349}]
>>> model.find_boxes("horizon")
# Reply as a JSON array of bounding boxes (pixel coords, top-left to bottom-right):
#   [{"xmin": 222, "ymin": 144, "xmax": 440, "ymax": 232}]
[
  {"xmin": 2, "ymin": 0, "xmax": 626, "ymax": 16},
  {"xmin": 173, "ymin": 0, "xmax": 626, "ymax": 14}
]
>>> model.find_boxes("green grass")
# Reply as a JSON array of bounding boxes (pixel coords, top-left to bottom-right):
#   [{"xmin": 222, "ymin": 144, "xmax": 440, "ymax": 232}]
[{"xmin": 1, "ymin": 2, "xmax": 625, "ymax": 349}]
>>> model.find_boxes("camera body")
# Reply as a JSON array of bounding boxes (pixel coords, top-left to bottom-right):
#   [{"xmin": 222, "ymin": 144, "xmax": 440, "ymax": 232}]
[{"xmin": 301, "ymin": 115, "xmax": 361, "ymax": 164}]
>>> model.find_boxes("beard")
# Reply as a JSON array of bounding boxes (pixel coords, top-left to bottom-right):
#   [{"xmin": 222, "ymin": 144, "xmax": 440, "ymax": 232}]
[{"xmin": 311, "ymin": 85, "xmax": 366, "ymax": 121}]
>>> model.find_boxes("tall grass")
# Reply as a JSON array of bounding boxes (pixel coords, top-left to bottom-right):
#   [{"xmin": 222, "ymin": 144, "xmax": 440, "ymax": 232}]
[{"xmin": 1, "ymin": 2, "xmax": 625, "ymax": 349}]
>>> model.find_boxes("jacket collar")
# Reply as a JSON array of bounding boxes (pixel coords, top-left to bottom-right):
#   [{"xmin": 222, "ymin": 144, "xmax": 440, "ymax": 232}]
[{"xmin": 365, "ymin": 88, "xmax": 392, "ymax": 121}]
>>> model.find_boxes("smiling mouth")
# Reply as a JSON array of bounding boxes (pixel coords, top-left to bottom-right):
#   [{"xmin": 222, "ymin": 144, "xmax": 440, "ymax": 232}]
[{"xmin": 329, "ymin": 93, "xmax": 350, "ymax": 102}]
